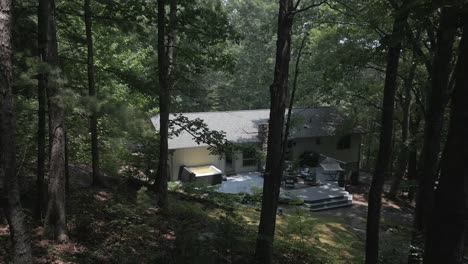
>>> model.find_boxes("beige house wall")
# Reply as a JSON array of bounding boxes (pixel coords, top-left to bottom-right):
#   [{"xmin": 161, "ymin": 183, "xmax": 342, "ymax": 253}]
[
  {"xmin": 169, "ymin": 134, "xmax": 361, "ymax": 181},
  {"xmin": 169, "ymin": 147, "xmax": 259, "ymax": 180},
  {"xmin": 169, "ymin": 147, "xmax": 226, "ymax": 181},
  {"xmin": 233, "ymin": 151, "xmax": 258, "ymax": 173}
]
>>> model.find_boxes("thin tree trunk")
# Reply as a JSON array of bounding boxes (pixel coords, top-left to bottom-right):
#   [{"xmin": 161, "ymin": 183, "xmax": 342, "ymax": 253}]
[
  {"xmin": 255, "ymin": 1, "xmax": 294, "ymax": 263},
  {"xmin": 36, "ymin": 2, "xmax": 47, "ymax": 218},
  {"xmin": 365, "ymin": 117, "xmax": 375, "ymax": 170},
  {"xmin": 413, "ymin": 5, "xmax": 458, "ymax": 234},
  {"xmin": 155, "ymin": 0, "xmax": 171, "ymax": 209},
  {"xmin": 42, "ymin": 0, "xmax": 68, "ymax": 242},
  {"xmin": 0, "ymin": 0, "xmax": 33, "ymax": 262},
  {"xmin": 64, "ymin": 128, "xmax": 69, "ymax": 196},
  {"xmin": 389, "ymin": 53, "xmax": 417, "ymax": 199},
  {"xmin": 365, "ymin": 2, "xmax": 408, "ymax": 263},
  {"xmin": 167, "ymin": 0, "xmax": 176, "ymax": 74},
  {"xmin": 407, "ymin": 112, "xmax": 421, "ymax": 202},
  {"xmin": 283, "ymin": 31, "xmax": 307, "ymax": 152},
  {"xmin": 423, "ymin": 11, "xmax": 468, "ymax": 262},
  {"xmin": 85, "ymin": 0, "xmax": 104, "ymax": 187}
]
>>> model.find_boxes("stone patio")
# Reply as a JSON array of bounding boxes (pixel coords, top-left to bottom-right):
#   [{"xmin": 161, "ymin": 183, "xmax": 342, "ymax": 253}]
[{"xmin": 216, "ymin": 171, "xmax": 352, "ymax": 210}]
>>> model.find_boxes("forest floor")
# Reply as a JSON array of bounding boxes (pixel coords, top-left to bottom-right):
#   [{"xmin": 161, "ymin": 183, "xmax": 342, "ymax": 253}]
[{"xmin": 0, "ymin": 170, "xmax": 413, "ymax": 264}]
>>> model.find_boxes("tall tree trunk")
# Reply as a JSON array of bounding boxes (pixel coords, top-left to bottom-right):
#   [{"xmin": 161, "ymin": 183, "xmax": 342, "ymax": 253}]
[
  {"xmin": 413, "ymin": 5, "xmax": 458, "ymax": 233},
  {"xmin": 254, "ymin": 1, "xmax": 294, "ymax": 263},
  {"xmin": 64, "ymin": 129, "xmax": 69, "ymax": 196},
  {"xmin": 0, "ymin": 0, "xmax": 33, "ymax": 262},
  {"xmin": 407, "ymin": 112, "xmax": 421, "ymax": 202},
  {"xmin": 36, "ymin": 0, "xmax": 48, "ymax": 218},
  {"xmin": 423, "ymin": 11, "xmax": 468, "ymax": 262},
  {"xmin": 155, "ymin": 0, "xmax": 176, "ymax": 209},
  {"xmin": 389, "ymin": 53, "xmax": 417, "ymax": 199},
  {"xmin": 85, "ymin": 0, "xmax": 104, "ymax": 187},
  {"xmin": 42, "ymin": 0, "xmax": 68, "ymax": 242},
  {"xmin": 365, "ymin": 2, "xmax": 408, "ymax": 263}
]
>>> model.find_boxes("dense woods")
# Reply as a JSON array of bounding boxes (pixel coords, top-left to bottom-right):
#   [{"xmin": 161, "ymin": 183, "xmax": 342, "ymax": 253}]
[{"xmin": 1, "ymin": 0, "xmax": 467, "ymax": 263}]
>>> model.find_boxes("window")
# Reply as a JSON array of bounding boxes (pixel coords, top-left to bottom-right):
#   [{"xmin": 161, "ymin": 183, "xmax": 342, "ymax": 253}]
[
  {"xmin": 287, "ymin": 140, "xmax": 296, "ymax": 148},
  {"xmin": 242, "ymin": 149, "xmax": 257, "ymax": 167},
  {"xmin": 337, "ymin": 135, "xmax": 351, "ymax": 150}
]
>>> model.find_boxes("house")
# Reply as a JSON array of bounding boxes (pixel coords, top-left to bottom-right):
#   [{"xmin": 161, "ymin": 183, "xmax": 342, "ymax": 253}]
[{"xmin": 150, "ymin": 107, "xmax": 363, "ymax": 181}]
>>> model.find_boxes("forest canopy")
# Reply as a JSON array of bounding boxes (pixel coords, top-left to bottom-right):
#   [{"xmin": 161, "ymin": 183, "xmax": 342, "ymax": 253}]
[{"xmin": 1, "ymin": 0, "xmax": 467, "ymax": 263}]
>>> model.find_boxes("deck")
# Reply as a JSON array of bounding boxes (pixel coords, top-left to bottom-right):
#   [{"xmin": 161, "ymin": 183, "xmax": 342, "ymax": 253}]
[{"xmin": 216, "ymin": 171, "xmax": 352, "ymax": 210}]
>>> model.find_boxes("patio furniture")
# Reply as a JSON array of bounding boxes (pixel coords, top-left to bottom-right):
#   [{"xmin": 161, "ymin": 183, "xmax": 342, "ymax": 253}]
[
  {"xmin": 320, "ymin": 163, "xmax": 344, "ymax": 181},
  {"xmin": 299, "ymin": 166, "xmax": 316, "ymax": 185},
  {"xmin": 304, "ymin": 171, "xmax": 317, "ymax": 185},
  {"xmin": 300, "ymin": 167, "xmax": 311, "ymax": 177},
  {"xmin": 284, "ymin": 176, "xmax": 296, "ymax": 189}
]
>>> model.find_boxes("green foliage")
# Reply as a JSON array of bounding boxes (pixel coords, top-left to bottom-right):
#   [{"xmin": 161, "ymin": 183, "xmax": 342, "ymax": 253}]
[
  {"xmin": 299, "ymin": 151, "xmax": 320, "ymax": 167},
  {"xmin": 136, "ymin": 186, "xmax": 152, "ymax": 209}
]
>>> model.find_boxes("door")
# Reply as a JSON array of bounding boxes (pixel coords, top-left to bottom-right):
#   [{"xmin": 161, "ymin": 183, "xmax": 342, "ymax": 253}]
[{"xmin": 225, "ymin": 151, "xmax": 235, "ymax": 175}]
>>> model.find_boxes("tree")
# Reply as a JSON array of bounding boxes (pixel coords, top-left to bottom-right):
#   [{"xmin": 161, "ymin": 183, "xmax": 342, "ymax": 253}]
[
  {"xmin": 41, "ymin": 0, "xmax": 69, "ymax": 242},
  {"xmin": 0, "ymin": 0, "xmax": 33, "ymax": 262},
  {"xmin": 85, "ymin": 0, "xmax": 105, "ymax": 186},
  {"xmin": 413, "ymin": 3, "xmax": 459, "ymax": 234},
  {"xmin": 423, "ymin": 8, "xmax": 468, "ymax": 263},
  {"xmin": 155, "ymin": 0, "xmax": 176, "ymax": 209},
  {"xmin": 254, "ymin": 0, "xmax": 294, "ymax": 263},
  {"xmin": 254, "ymin": 1, "xmax": 328, "ymax": 262},
  {"xmin": 388, "ymin": 50, "xmax": 417, "ymax": 199},
  {"xmin": 36, "ymin": 0, "xmax": 48, "ymax": 220},
  {"xmin": 365, "ymin": 1, "xmax": 409, "ymax": 262},
  {"xmin": 284, "ymin": 30, "xmax": 308, "ymax": 154}
]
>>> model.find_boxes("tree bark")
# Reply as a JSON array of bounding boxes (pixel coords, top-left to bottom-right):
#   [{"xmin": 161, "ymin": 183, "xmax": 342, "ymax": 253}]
[
  {"xmin": 36, "ymin": 0, "xmax": 48, "ymax": 219},
  {"xmin": 42, "ymin": 0, "xmax": 68, "ymax": 242},
  {"xmin": 0, "ymin": 0, "xmax": 33, "ymax": 262},
  {"xmin": 389, "ymin": 53, "xmax": 417, "ymax": 199},
  {"xmin": 85, "ymin": 0, "xmax": 105, "ymax": 187},
  {"xmin": 423, "ymin": 10, "xmax": 468, "ymax": 263},
  {"xmin": 254, "ymin": 1, "xmax": 294, "ymax": 263},
  {"xmin": 283, "ymin": 31, "xmax": 307, "ymax": 154},
  {"xmin": 154, "ymin": 0, "xmax": 176, "ymax": 209},
  {"xmin": 407, "ymin": 112, "xmax": 421, "ymax": 202},
  {"xmin": 365, "ymin": 2, "xmax": 408, "ymax": 263},
  {"xmin": 413, "ymin": 5, "xmax": 458, "ymax": 233}
]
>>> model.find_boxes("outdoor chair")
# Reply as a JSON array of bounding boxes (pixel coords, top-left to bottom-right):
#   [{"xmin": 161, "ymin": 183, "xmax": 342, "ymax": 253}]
[
  {"xmin": 304, "ymin": 171, "xmax": 317, "ymax": 186},
  {"xmin": 284, "ymin": 176, "xmax": 296, "ymax": 189}
]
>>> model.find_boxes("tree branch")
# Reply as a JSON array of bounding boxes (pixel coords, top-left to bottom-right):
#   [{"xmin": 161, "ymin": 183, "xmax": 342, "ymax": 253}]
[{"xmin": 292, "ymin": 0, "xmax": 327, "ymax": 14}]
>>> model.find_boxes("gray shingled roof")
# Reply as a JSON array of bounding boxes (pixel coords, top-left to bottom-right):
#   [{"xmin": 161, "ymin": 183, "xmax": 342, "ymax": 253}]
[{"xmin": 150, "ymin": 107, "xmax": 361, "ymax": 149}]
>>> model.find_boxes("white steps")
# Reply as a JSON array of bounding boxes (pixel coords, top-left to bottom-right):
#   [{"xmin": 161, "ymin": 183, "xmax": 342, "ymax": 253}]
[{"xmin": 305, "ymin": 193, "xmax": 353, "ymax": 211}]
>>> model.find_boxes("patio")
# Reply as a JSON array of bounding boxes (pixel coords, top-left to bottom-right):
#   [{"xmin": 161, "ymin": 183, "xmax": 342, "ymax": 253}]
[{"xmin": 216, "ymin": 171, "xmax": 353, "ymax": 210}]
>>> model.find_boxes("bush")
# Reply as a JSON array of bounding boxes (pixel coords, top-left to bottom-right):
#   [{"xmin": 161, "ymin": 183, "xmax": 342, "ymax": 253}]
[{"xmin": 299, "ymin": 151, "xmax": 320, "ymax": 167}]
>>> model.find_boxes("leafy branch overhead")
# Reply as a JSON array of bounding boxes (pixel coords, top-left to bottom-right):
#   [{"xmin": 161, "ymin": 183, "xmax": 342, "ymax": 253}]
[
  {"xmin": 169, "ymin": 114, "xmax": 232, "ymax": 157},
  {"xmin": 168, "ymin": 114, "xmax": 259, "ymax": 158}
]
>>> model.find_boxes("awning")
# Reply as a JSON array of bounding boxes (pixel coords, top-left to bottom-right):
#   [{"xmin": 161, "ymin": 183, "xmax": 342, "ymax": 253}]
[{"xmin": 320, "ymin": 163, "xmax": 344, "ymax": 172}]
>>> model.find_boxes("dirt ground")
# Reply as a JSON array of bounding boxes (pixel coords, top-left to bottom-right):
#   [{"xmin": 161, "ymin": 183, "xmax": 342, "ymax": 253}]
[{"xmin": 311, "ymin": 172, "xmax": 414, "ymax": 263}]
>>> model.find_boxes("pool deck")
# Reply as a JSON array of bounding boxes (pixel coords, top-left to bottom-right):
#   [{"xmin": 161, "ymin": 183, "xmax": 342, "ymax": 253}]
[
  {"xmin": 216, "ymin": 171, "xmax": 350, "ymax": 203},
  {"xmin": 216, "ymin": 172, "xmax": 264, "ymax": 194}
]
